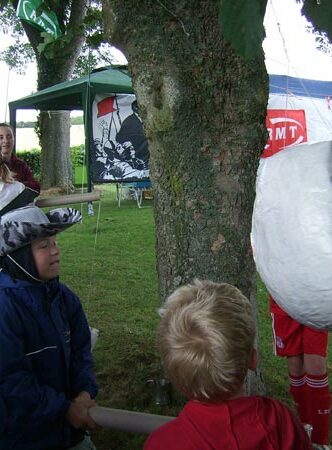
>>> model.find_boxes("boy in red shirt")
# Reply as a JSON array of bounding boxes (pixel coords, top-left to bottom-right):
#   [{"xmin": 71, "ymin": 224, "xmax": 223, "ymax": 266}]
[{"xmin": 144, "ymin": 280, "xmax": 312, "ymax": 450}]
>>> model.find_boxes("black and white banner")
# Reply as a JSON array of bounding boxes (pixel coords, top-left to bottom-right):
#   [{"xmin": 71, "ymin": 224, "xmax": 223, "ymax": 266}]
[{"xmin": 91, "ymin": 93, "xmax": 149, "ymax": 182}]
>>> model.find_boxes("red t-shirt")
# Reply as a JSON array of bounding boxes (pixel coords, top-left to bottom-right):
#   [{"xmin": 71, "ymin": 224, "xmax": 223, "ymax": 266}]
[{"xmin": 144, "ymin": 396, "xmax": 312, "ymax": 450}]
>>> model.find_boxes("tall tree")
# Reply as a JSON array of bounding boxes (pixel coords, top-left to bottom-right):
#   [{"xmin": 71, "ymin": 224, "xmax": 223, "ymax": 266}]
[
  {"xmin": 102, "ymin": 0, "xmax": 269, "ymax": 394},
  {"xmin": 101, "ymin": 0, "xmax": 332, "ymax": 396},
  {"xmin": 0, "ymin": 1, "xmax": 100, "ymax": 189}
]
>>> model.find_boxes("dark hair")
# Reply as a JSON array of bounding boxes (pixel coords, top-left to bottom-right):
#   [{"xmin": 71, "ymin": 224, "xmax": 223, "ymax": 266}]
[
  {"xmin": 1, "ymin": 245, "xmax": 40, "ymax": 282},
  {"xmin": 0, "ymin": 123, "xmax": 13, "ymax": 131},
  {"xmin": 131, "ymin": 101, "xmax": 139, "ymax": 114}
]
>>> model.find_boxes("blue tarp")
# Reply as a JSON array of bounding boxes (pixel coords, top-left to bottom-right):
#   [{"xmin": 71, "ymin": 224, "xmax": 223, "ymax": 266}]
[{"xmin": 269, "ymin": 74, "xmax": 332, "ymax": 99}]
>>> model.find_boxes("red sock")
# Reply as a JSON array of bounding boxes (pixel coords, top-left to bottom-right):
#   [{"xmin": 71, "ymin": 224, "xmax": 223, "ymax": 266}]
[
  {"xmin": 306, "ymin": 373, "xmax": 331, "ymax": 445},
  {"xmin": 289, "ymin": 373, "xmax": 310, "ymax": 424}
]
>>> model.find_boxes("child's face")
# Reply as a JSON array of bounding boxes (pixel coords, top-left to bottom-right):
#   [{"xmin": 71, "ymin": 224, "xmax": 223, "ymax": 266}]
[
  {"xmin": 31, "ymin": 235, "xmax": 60, "ymax": 281},
  {"xmin": 0, "ymin": 126, "xmax": 14, "ymax": 161}
]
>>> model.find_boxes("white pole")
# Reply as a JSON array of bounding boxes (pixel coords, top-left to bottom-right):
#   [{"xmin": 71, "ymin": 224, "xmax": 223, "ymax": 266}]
[
  {"xmin": 4, "ymin": 68, "xmax": 10, "ymax": 123},
  {"xmin": 35, "ymin": 190, "xmax": 101, "ymax": 207},
  {"xmin": 89, "ymin": 406, "xmax": 174, "ymax": 434}
]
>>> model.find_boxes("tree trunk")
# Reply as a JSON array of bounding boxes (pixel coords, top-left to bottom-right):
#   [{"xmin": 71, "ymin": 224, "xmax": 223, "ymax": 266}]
[
  {"xmin": 104, "ymin": 0, "xmax": 268, "ymax": 395},
  {"xmin": 17, "ymin": 0, "xmax": 88, "ymax": 189},
  {"xmin": 39, "ymin": 111, "xmax": 73, "ymax": 190},
  {"xmin": 36, "ymin": 53, "xmax": 79, "ymax": 190}
]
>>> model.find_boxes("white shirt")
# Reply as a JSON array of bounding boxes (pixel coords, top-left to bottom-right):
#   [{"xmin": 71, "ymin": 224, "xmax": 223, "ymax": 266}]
[{"xmin": 0, "ymin": 181, "xmax": 25, "ymax": 211}]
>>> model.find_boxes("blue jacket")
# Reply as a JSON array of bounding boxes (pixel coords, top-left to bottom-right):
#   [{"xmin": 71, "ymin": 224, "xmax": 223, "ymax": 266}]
[{"xmin": 0, "ymin": 272, "xmax": 98, "ymax": 449}]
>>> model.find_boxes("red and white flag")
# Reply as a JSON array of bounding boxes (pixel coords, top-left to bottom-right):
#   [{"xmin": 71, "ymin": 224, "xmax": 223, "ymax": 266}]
[{"xmin": 97, "ymin": 96, "xmax": 117, "ymax": 117}]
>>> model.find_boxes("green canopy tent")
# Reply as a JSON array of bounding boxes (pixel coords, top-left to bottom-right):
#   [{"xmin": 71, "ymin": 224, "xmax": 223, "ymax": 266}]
[{"xmin": 8, "ymin": 66, "xmax": 134, "ymax": 191}]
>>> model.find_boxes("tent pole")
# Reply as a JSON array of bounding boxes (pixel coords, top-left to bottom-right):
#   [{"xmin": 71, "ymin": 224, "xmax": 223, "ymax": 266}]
[
  {"xmin": 84, "ymin": 84, "xmax": 95, "ymax": 216},
  {"xmin": 9, "ymin": 108, "xmax": 17, "ymax": 154},
  {"xmin": 83, "ymin": 86, "xmax": 92, "ymax": 194}
]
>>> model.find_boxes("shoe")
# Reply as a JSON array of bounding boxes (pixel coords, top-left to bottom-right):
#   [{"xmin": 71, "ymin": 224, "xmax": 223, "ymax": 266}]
[{"xmin": 312, "ymin": 444, "xmax": 332, "ymax": 450}]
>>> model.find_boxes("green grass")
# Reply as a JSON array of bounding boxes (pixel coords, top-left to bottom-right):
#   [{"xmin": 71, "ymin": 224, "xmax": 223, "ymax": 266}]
[
  {"xmin": 59, "ymin": 185, "xmax": 166, "ymax": 450},
  {"xmin": 57, "ymin": 185, "xmax": 332, "ymax": 449}
]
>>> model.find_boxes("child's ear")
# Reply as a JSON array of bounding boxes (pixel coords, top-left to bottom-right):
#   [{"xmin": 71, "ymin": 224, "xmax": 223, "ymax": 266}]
[{"xmin": 248, "ymin": 348, "xmax": 258, "ymax": 371}]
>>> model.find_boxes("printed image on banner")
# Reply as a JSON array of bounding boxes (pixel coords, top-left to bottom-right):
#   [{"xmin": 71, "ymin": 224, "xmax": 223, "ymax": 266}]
[
  {"xmin": 92, "ymin": 93, "xmax": 149, "ymax": 182},
  {"xmin": 263, "ymin": 109, "xmax": 307, "ymax": 158}
]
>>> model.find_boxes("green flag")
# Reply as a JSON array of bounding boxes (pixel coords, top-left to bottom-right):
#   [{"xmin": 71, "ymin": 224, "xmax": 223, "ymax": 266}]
[{"xmin": 16, "ymin": 0, "xmax": 62, "ymax": 39}]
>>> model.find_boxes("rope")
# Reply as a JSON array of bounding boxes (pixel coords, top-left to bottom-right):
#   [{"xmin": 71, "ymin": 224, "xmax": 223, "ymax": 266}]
[
  {"xmin": 81, "ymin": 0, "xmax": 103, "ymax": 315},
  {"xmin": 266, "ymin": 0, "xmax": 332, "ymax": 140},
  {"xmin": 269, "ymin": 0, "xmax": 290, "ymax": 110},
  {"xmin": 85, "ymin": 197, "xmax": 102, "ymax": 315}
]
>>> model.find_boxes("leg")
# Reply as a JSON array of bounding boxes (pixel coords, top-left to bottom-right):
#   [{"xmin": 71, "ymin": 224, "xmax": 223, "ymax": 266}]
[
  {"xmin": 288, "ymin": 354, "xmax": 305, "ymax": 376},
  {"xmin": 303, "ymin": 329, "xmax": 330, "ymax": 446},
  {"xmin": 270, "ymin": 308, "xmax": 310, "ymax": 423},
  {"xmin": 287, "ymin": 354, "xmax": 311, "ymax": 424},
  {"xmin": 305, "ymin": 354, "xmax": 327, "ymax": 376}
]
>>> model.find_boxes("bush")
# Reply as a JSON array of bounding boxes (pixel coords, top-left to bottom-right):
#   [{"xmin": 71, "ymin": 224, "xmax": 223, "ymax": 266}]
[
  {"xmin": 71, "ymin": 116, "xmax": 84, "ymax": 125},
  {"xmin": 71, "ymin": 145, "xmax": 86, "ymax": 166},
  {"xmin": 17, "ymin": 149, "xmax": 41, "ymax": 180},
  {"xmin": 16, "ymin": 145, "xmax": 86, "ymax": 182}
]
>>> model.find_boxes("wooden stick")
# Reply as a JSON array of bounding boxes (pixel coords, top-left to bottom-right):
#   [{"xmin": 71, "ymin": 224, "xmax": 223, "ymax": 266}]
[
  {"xmin": 89, "ymin": 406, "xmax": 174, "ymax": 434},
  {"xmin": 35, "ymin": 191, "xmax": 101, "ymax": 208}
]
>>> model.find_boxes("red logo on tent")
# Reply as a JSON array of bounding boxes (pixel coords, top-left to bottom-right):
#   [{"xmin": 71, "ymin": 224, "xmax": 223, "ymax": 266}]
[
  {"xmin": 262, "ymin": 109, "xmax": 307, "ymax": 158},
  {"xmin": 97, "ymin": 96, "xmax": 117, "ymax": 117}
]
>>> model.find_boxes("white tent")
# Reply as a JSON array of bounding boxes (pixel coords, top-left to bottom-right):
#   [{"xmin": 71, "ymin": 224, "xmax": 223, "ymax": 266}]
[
  {"xmin": 265, "ymin": 74, "xmax": 332, "ymax": 157},
  {"xmin": 252, "ymin": 74, "xmax": 332, "ymax": 330}
]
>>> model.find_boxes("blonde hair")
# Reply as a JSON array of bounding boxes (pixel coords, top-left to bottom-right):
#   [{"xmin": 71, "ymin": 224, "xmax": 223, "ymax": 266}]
[
  {"xmin": 158, "ymin": 279, "xmax": 255, "ymax": 402},
  {"xmin": 0, "ymin": 156, "xmax": 13, "ymax": 183}
]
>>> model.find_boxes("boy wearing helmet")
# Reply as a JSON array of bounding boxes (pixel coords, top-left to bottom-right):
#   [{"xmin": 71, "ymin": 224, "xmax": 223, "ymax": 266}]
[{"xmin": 0, "ymin": 206, "xmax": 98, "ymax": 450}]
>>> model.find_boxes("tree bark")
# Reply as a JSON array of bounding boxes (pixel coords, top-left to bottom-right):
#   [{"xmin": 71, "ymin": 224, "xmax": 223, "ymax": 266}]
[
  {"xmin": 104, "ymin": 0, "xmax": 268, "ymax": 394},
  {"xmin": 39, "ymin": 111, "xmax": 73, "ymax": 189}
]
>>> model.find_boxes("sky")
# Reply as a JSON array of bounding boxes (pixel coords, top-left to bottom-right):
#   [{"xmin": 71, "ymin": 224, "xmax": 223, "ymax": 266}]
[
  {"xmin": 263, "ymin": 0, "xmax": 332, "ymax": 80},
  {"xmin": 0, "ymin": 0, "xmax": 331, "ymax": 122}
]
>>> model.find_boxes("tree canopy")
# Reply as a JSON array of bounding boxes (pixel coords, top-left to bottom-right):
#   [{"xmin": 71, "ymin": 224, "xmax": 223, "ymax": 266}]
[
  {"xmin": 0, "ymin": 0, "xmax": 114, "ymax": 78},
  {"xmin": 217, "ymin": 0, "xmax": 331, "ymax": 59},
  {"xmin": 0, "ymin": 0, "xmax": 113, "ymax": 189}
]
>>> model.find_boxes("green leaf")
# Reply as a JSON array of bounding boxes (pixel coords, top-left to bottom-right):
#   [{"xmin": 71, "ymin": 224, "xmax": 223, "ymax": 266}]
[
  {"xmin": 36, "ymin": 31, "xmax": 56, "ymax": 56},
  {"xmin": 301, "ymin": 0, "xmax": 332, "ymax": 43},
  {"xmin": 40, "ymin": 30, "xmax": 55, "ymax": 44},
  {"xmin": 218, "ymin": 0, "xmax": 267, "ymax": 59},
  {"xmin": 36, "ymin": 41, "xmax": 46, "ymax": 53},
  {"xmin": 0, "ymin": 0, "xmax": 10, "ymax": 11}
]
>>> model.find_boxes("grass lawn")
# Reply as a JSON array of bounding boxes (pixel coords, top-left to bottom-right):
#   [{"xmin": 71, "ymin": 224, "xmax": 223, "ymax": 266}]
[{"xmin": 57, "ymin": 184, "xmax": 332, "ymax": 450}]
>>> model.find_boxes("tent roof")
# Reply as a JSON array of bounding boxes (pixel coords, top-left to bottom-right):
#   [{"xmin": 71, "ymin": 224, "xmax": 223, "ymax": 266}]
[
  {"xmin": 9, "ymin": 66, "xmax": 134, "ymax": 112},
  {"xmin": 10, "ymin": 70, "xmax": 331, "ymax": 112},
  {"xmin": 269, "ymin": 74, "xmax": 332, "ymax": 99}
]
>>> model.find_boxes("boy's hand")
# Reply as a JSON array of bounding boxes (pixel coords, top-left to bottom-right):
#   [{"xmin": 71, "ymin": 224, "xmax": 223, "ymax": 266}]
[
  {"xmin": 66, "ymin": 402, "xmax": 98, "ymax": 430},
  {"xmin": 66, "ymin": 394, "xmax": 98, "ymax": 430},
  {"xmin": 74, "ymin": 391, "xmax": 94, "ymax": 403}
]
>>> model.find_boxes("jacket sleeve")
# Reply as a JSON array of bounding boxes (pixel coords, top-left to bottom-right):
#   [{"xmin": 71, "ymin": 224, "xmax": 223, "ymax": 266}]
[
  {"xmin": 14, "ymin": 158, "xmax": 40, "ymax": 193},
  {"xmin": 0, "ymin": 296, "xmax": 70, "ymax": 434},
  {"xmin": 62, "ymin": 285, "xmax": 99, "ymax": 399}
]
